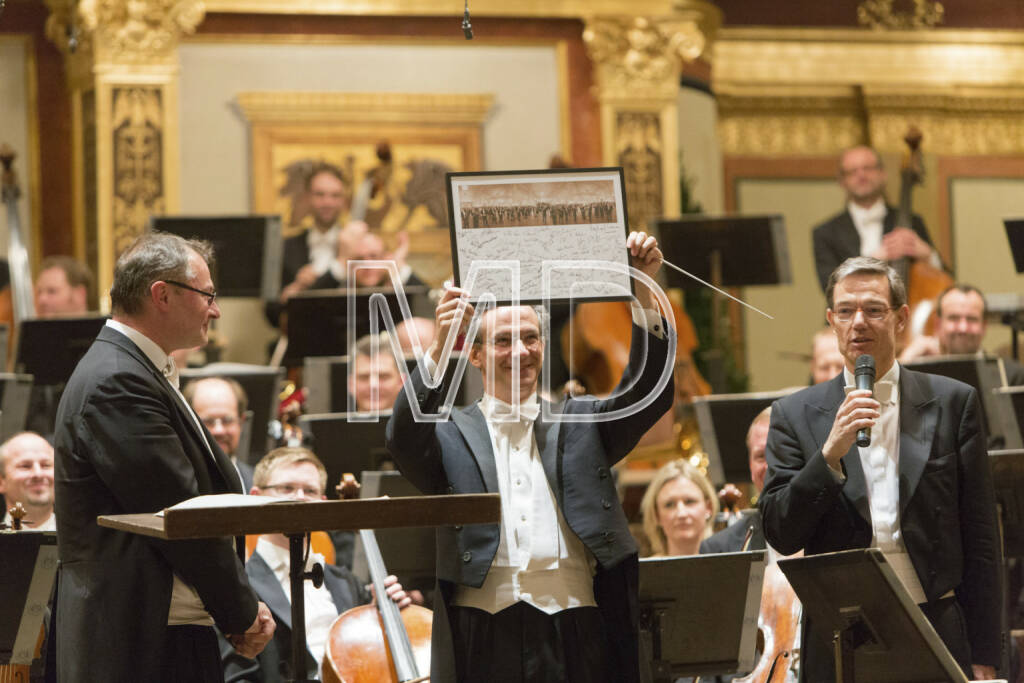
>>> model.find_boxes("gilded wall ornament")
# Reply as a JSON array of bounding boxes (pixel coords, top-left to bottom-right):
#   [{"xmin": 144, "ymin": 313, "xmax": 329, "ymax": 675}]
[
  {"xmin": 111, "ymin": 87, "xmax": 164, "ymax": 254},
  {"xmin": 857, "ymin": 0, "xmax": 944, "ymax": 30},
  {"xmin": 616, "ymin": 111, "xmax": 663, "ymax": 230},
  {"xmin": 584, "ymin": 16, "xmax": 705, "ymax": 98},
  {"xmin": 77, "ymin": 0, "xmax": 205, "ymax": 62}
]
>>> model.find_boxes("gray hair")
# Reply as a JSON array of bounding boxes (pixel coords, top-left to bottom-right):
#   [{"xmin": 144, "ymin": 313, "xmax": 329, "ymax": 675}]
[
  {"xmin": 825, "ymin": 256, "xmax": 907, "ymax": 310},
  {"xmin": 110, "ymin": 232, "xmax": 214, "ymax": 315},
  {"xmin": 468, "ymin": 304, "xmax": 550, "ymax": 346}
]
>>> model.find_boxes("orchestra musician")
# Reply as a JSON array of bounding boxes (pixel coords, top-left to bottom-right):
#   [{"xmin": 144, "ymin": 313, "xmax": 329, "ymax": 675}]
[
  {"xmin": 385, "ymin": 231, "xmax": 674, "ymax": 683},
  {"xmin": 812, "ymin": 146, "xmax": 941, "ymax": 293},
  {"xmin": 184, "ymin": 377, "xmax": 256, "ymax": 491},
  {"xmin": 640, "ymin": 458, "xmax": 718, "ymax": 557},
  {"xmin": 760, "ymin": 256, "xmax": 1001, "ymax": 681},
  {"xmin": 0, "ymin": 431, "xmax": 56, "ymax": 530},
  {"xmin": 220, "ymin": 447, "xmax": 410, "ymax": 683},
  {"xmin": 54, "ymin": 232, "xmax": 276, "ymax": 683}
]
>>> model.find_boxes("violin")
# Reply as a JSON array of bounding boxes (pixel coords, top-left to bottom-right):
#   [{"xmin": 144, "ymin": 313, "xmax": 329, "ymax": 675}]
[{"xmin": 322, "ymin": 474, "xmax": 433, "ymax": 683}]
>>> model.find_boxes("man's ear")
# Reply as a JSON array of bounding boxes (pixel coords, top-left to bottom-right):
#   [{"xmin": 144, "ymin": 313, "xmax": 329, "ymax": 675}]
[
  {"xmin": 895, "ymin": 304, "xmax": 910, "ymax": 333},
  {"xmin": 150, "ymin": 281, "xmax": 172, "ymax": 312}
]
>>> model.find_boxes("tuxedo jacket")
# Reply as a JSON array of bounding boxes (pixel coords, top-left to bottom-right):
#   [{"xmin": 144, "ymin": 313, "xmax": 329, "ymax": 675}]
[
  {"xmin": 812, "ymin": 206, "xmax": 932, "ymax": 292},
  {"xmin": 759, "ymin": 368, "xmax": 1001, "ymax": 676},
  {"xmin": 54, "ymin": 326, "xmax": 259, "ymax": 683},
  {"xmin": 699, "ymin": 509, "xmax": 766, "ymax": 555},
  {"xmin": 221, "ymin": 550, "xmax": 368, "ymax": 682},
  {"xmin": 385, "ymin": 322, "xmax": 674, "ymax": 683}
]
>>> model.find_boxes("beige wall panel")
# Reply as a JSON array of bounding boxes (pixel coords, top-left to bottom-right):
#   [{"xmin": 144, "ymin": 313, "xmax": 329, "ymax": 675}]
[
  {"xmin": 950, "ymin": 178, "xmax": 1024, "ymax": 355},
  {"xmin": 177, "ymin": 41, "xmax": 561, "ymax": 364},
  {"xmin": 677, "ymin": 87, "xmax": 723, "ymax": 214},
  {"xmin": 0, "ymin": 39, "xmax": 33, "ymax": 259},
  {"xmin": 737, "ymin": 179, "xmax": 845, "ymax": 391}
]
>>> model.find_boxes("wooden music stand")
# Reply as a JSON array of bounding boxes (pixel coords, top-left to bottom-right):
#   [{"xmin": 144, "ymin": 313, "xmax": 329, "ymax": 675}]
[{"xmin": 99, "ymin": 494, "xmax": 500, "ymax": 683}]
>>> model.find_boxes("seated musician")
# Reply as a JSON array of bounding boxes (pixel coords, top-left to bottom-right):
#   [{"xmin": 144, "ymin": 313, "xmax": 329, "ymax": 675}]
[
  {"xmin": 640, "ymin": 458, "xmax": 718, "ymax": 557},
  {"xmin": 33, "ymin": 255, "xmax": 92, "ymax": 317},
  {"xmin": 900, "ymin": 282, "xmax": 1024, "ymax": 383},
  {"xmin": 220, "ymin": 446, "xmax": 411, "ymax": 683},
  {"xmin": 184, "ymin": 377, "xmax": 255, "ymax": 491},
  {"xmin": 810, "ymin": 328, "xmax": 844, "ymax": 385},
  {"xmin": 700, "ymin": 408, "xmax": 770, "ymax": 554},
  {"xmin": 0, "ymin": 431, "xmax": 56, "ymax": 530},
  {"xmin": 349, "ymin": 333, "xmax": 406, "ymax": 414}
]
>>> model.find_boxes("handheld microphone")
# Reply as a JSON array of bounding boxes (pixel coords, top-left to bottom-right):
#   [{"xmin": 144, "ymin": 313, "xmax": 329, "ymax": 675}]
[{"xmin": 854, "ymin": 354, "xmax": 875, "ymax": 447}]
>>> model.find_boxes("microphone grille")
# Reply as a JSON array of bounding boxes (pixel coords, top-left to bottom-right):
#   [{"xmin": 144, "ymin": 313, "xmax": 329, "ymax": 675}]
[{"xmin": 855, "ymin": 354, "xmax": 875, "ymax": 376}]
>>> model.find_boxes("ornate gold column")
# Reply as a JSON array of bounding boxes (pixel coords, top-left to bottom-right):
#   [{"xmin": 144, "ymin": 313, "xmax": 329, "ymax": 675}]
[
  {"xmin": 45, "ymin": 0, "xmax": 202, "ymax": 307},
  {"xmin": 583, "ymin": 2, "xmax": 720, "ymax": 227}
]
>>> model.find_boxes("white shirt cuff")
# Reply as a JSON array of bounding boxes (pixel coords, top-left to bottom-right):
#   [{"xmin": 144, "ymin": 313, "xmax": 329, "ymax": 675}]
[
  {"xmin": 631, "ymin": 306, "xmax": 667, "ymax": 340},
  {"xmin": 927, "ymin": 248, "xmax": 942, "ymax": 270}
]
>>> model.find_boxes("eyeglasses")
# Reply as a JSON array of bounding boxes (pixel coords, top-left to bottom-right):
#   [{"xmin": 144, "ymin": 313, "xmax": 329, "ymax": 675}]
[
  {"xmin": 487, "ymin": 332, "xmax": 542, "ymax": 350},
  {"xmin": 201, "ymin": 416, "xmax": 238, "ymax": 429},
  {"xmin": 832, "ymin": 304, "xmax": 893, "ymax": 322},
  {"xmin": 164, "ymin": 280, "xmax": 217, "ymax": 305},
  {"xmin": 260, "ymin": 483, "xmax": 323, "ymax": 498}
]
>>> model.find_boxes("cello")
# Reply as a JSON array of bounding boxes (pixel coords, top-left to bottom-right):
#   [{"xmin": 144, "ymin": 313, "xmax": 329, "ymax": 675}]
[{"xmin": 322, "ymin": 474, "xmax": 433, "ymax": 683}]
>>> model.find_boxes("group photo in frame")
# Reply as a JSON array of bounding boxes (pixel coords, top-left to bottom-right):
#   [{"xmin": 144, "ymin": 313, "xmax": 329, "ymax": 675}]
[{"xmin": 446, "ymin": 167, "xmax": 633, "ymax": 305}]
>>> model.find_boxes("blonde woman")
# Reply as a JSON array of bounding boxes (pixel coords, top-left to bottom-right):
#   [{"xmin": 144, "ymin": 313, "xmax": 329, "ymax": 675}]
[{"xmin": 641, "ymin": 459, "xmax": 718, "ymax": 557}]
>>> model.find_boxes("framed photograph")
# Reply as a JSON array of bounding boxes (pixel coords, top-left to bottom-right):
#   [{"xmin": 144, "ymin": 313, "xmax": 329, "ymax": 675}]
[{"xmin": 446, "ymin": 167, "xmax": 632, "ymax": 304}]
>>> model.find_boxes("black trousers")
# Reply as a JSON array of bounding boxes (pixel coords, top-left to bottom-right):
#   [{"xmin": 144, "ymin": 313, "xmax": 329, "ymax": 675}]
[
  {"xmin": 800, "ymin": 596, "xmax": 973, "ymax": 682},
  {"xmin": 450, "ymin": 602, "xmax": 611, "ymax": 683},
  {"xmin": 160, "ymin": 625, "xmax": 224, "ymax": 683}
]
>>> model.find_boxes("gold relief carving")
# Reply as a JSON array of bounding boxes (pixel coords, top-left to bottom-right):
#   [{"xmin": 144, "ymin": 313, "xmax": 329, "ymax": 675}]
[
  {"xmin": 869, "ymin": 115, "xmax": 1024, "ymax": 156},
  {"xmin": 717, "ymin": 114, "xmax": 865, "ymax": 157},
  {"xmin": 236, "ymin": 92, "xmax": 494, "ymax": 126},
  {"xmin": 857, "ymin": 0, "xmax": 944, "ymax": 31},
  {"xmin": 584, "ymin": 16, "xmax": 709, "ymax": 100},
  {"xmin": 615, "ymin": 111, "xmax": 662, "ymax": 230},
  {"xmin": 111, "ymin": 87, "xmax": 164, "ymax": 255}
]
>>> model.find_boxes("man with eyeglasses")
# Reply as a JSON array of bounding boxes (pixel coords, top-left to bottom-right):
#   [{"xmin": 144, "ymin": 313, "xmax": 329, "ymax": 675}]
[
  {"xmin": 760, "ymin": 256, "xmax": 1000, "ymax": 682},
  {"xmin": 54, "ymin": 232, "xmax": 275, "ymax": 683},
  {"xmin": 387, "ymin": 231, "xmax": 674, "ymax": 683},
  {"xmin": 184, "ymin": 377, "xmax": 255, "ymax": 491},
  {"xmin": 812, "ymin": 145, "xmax": 942, "ymax": 293},
  {"xmin": 221, "ymin": 446, "xmax": 411, "ymax": 682}
]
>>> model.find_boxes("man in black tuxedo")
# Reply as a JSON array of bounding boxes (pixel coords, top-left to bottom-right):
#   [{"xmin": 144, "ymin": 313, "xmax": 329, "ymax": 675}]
[
  {"xmin": 700, "ymin": 407, "xmax": 771, "ymax": 554},
  {"xmin": 812, "ymin": 145, "xmax": 940, "ymax": 292},
  {"xmin": 55, "ymin": 232, "xmax": 275, "ymax": 683},
  {"xmin": 760, "ymin": 256, "xmax": 1001, "ymax": 681},
  {"xmin": 386, "ymin": 231, "xmax": 675, "ymax": 683}
]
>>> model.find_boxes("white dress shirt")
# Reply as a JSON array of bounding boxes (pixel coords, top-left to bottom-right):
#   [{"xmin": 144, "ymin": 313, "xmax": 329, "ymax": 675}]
[
  {"xmin": 452, "ymin": 305, "xmax": 667, "ymax": 615},
  {"xmin": 104, "ymin": 319, "xmax": 218, "ymax": 626},
  {"xmin": 843, "ymin": 363, "xmax": 928, "ymax": 603},
  {"xmin": 848, "ymin": 199, "xmax": 941, "ymax": 269},
  {"xmin": 307, "ymin": 225, "xmax": 347, "ymax": 283},
  {"xmin": 255, "ymin": 538, "xmax": 339, "ymax": 680}
]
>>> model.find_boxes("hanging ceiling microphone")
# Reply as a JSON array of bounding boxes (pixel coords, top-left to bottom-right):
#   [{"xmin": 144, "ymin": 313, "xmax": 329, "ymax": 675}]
[{"xmin": 462, "ymin": 0, "xmax": 473, "ymax": 40}]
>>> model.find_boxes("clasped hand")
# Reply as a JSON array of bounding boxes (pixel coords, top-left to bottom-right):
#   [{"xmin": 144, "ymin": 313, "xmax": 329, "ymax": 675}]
[{"xmin": 227, "ymin": 601, "xmax": 276, "ymax": 659}]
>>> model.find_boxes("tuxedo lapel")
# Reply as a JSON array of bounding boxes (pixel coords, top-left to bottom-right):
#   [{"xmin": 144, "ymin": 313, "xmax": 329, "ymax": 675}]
[
  {"xmin": 534, "ymin": 400, "xmax": 563, "ymax": 507},
  {"xmin": 810, "ymin": 375, "xmax": 871, "ymax": 523},
  {"xmin": 451, "ymin": 404, "xmax": 499, "ymax": 493},
  {"xmin": 898, "ymin": 369, "xmax": 936, "ymax": 515},
  {"xmin": 836, "ymin": 211, "xmax": 862, "ymax": 260},
  {"xmin": 247, "ymin": 553, "xmax": 293, "ymax": 632}
]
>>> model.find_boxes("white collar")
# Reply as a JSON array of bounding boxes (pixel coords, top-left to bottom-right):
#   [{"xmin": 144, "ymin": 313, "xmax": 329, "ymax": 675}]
[
  {"xmin": 848, "ymin": 198, "xmax": 887, "ymax": 222},
  {"xmin": 479, "ymin": 392, "xmax": 540, "ymax": 423},
  {"xmin": 306, "ymin": 224, "xmax": 339, "ymax": 248}
]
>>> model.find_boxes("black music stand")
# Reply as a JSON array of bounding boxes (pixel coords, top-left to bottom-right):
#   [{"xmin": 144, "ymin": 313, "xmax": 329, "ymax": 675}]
[
  {"xmin": 778, "ymin": 548, "xmax": 969, "ymax": 683},
  {"xmin": 350, "ymin": 471, "xmax": 437, "ymax": 595},
  {"xmin": 638, "ymin": 551, "xmax": 765, "ymax": 682},
  {"xmin": 655, "ymin": 215, "xmax": 790, "ymax": 391},
  {"xmin": 692, "ymin": 389, "xmax": 795, "ymax": 486},
  {"xmin": 904, "ymin": 354, "xmax": 1021, "ymax": 450},
  {"xmin": 150, "ymin": 215, "xmax": 282, "ymax": 300},
  {"xmin": 283, "ymin": 286, "xmax": 430, "ymax": 366},
  {"xmin": 179, "ymin": 364, "xmax": 284, "ymax": 465},
  {"xmin": 990, "ymin": 449, "xmax": 1024, "ymax": 558},
  {"xmin": 297, "ymin": 413, "xmax": 393, "ymax": 491},
  {"xmin": 0, "ymin": 373, "xmax": 32, "ymax": 441},
  {"xmin": 1002, "ymin": 218, "xmax": 1024, "ymax": 359},
  {"xmin": 0, "ymin": 532, "xmax": 58, "ymax": 671},
  {"xmin": 14, "ymin": 316, "xmax": 107, "ymax": 386},
  {"xmin": 995, "ymin": 386, "xmax": 1024, "ymax": 450}
]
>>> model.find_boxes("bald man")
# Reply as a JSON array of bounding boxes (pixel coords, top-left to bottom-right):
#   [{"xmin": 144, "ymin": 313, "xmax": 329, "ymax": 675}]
[{"xmin": 0, "ymin": 432, "xmax": 56, "ymax": 530}]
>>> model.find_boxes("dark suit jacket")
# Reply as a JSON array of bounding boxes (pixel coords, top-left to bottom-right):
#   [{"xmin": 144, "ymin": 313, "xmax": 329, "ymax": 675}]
[
  {"xmin": 221, "ymin": 550, "xmax": 369, "ymax": 682},
  {"xmin": 812, "ymin": 206, "xmax": 933, "ymax": 292},
  {"xmin": 386, "ymin": 321, "xmax": 674, "ymax": 683},
  {"xmin": 760, "ymin": 368, "xmax": 1001, "ymax": 679},
  {"xmin": 54, "ymin": 325, "xmax": 259, "ymax": 683},
  {"xmin": 699, "ymin": 510, "xmax": 765, "ymax": 555}
]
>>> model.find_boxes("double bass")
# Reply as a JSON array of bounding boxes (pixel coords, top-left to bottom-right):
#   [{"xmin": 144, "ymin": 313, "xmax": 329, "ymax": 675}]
[{"xmin": 322, "ymin": 474, "xmax": 433, "ymax": 683}]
